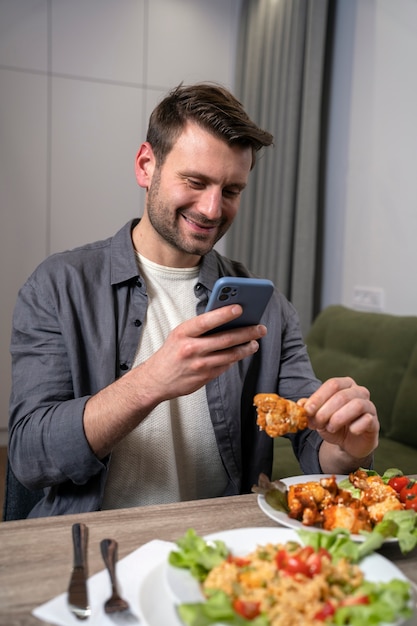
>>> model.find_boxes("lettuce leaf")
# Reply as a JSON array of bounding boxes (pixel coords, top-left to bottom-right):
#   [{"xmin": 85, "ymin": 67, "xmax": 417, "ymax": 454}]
[
  {"xmin": 168, "ymin": 528, "xmax": 229, "ymax": 582},
  {"xmin": 298, "ymin": 510, "xmax": 417, "ymax": 561},
  {"xmin": 375, "ymin": 509, "xmax": 417, "ymax": 554},
  {"xmin": 297, "ymin": 528, "xmax": 362, "ymax": 562},
  {"xmin": 333, "ymin": 579, "xmax": 412, "ymax": 625}
]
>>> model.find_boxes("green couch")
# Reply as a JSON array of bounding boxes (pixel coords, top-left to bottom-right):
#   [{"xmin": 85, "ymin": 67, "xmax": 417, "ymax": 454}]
[{"xmin": 273, "ymin": 305, "xmax": 417, "ymax": 479}]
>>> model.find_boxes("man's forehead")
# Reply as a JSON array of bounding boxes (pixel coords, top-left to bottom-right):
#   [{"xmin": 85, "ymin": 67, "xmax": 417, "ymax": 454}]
[
  {"xmin": 173, "ymin": 121, "xmax": 249, "ymax": 152},
  {"xmin": 168, "ymin": 122, "xmax": 253, "ymax": 168}
]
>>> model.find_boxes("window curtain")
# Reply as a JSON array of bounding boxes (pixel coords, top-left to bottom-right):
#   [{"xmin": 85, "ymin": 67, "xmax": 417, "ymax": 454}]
[{"xmin": 227, "ymin": 0, "xmax": 334, "ymax": 337}]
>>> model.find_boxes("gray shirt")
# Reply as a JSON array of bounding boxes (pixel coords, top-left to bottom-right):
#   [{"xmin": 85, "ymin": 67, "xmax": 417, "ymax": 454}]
[{"xmin": 9, "ymin": 219, "xmax": 323, "ymax": 517}]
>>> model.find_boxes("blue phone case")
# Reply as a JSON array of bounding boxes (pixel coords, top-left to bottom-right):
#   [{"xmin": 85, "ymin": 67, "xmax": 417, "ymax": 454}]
[{"xmin": 205, "ymin": 277, "xmax": 274, "ymax": 333}]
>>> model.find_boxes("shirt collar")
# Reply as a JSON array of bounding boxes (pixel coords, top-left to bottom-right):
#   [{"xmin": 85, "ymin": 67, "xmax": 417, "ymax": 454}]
[
  {"xmin": 110, "ymin": 219, "xmax": 141, "ymax": 285},
  {"xmin": 110, "ymin": 218, "xmax": 225, "ymax": 290}
]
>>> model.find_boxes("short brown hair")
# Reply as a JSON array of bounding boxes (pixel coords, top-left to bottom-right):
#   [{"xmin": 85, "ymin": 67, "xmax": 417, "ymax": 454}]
[{"xmin": 146, "ymin": 83, "xmax": 273, "ymax": 168}]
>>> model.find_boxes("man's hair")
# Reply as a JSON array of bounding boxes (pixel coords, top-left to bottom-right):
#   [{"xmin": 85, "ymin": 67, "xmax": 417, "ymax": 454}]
[{"xmin": 146, "ymin": 83, "xmax": 273, "ymax": 168}]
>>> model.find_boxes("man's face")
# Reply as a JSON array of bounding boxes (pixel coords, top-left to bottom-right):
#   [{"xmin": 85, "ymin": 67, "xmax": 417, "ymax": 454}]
[{"xmin": 144, "ymin": 122, "xmax": 253, "ymax": 259}]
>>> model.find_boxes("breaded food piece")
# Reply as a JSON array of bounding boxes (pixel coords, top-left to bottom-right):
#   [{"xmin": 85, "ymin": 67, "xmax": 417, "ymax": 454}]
[
  {"xmin": 349, "ymin": 470, "xmax": 403, "ymax": 523},
  {"xmin": 287, "ymin": 481, "xmax": 332, "ymax": 525},
  {"xmin": 254, "ymin": 393, "xmax": 308, "ymax": 437},
  {"xmin": 322, "ymin": 501, "xmax": 372, "ymax": 533}
]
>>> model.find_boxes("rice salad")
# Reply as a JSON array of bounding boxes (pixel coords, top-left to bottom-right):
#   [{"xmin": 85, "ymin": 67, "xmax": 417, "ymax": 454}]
[
  {"xmin": 203, "ymin": 540, "xmax": 364, "ymax": 625},
  {"xmin": 169, "ymin": 528, "xmax": 413, "ymax": 626}
]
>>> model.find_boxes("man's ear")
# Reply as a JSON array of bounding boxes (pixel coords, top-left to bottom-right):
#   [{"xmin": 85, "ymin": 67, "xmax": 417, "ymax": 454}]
[{"xmin": 134, "ymin": 142, "xmax": 156, "ymax": 189}]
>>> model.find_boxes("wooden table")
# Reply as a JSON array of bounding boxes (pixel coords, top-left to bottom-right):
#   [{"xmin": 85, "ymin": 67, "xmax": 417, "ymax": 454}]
[{"xmin": 0, "ymin": 493, "xmax": 416, "ymax": 626}]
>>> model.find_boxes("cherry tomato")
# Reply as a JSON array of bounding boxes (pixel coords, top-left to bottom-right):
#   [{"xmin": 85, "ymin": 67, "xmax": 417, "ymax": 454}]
[
  {"xmin": 405, "ymin": 499, "xmax": 417, "ymax": 511},
  {"xmin": 297, "ymin": 546, "xmax": 315, "ymax": 559},
  {"xmin": 314, "ymin": 601, "xmax": 335, "ymax": 621},
  {"xmin": 399, "ymin": 480, "xmax": 417, "ymax": 506},
  {"xmin": 388, "ymin": 475, "xmax": 410, "ymax": 494},
  {"xmin": 283, "ymin": 554, "xmax": 308, "ymax": 576},
  {"xmin": 306, "ymin": 551, "xmax": 327, "ymax": 576},
  {"xmin": 286, "ymin": 555, "xmax": 310, "ymax": 576},
  {"xmin": 275, "ymin": 549, "xmax": 288, "ymax": 570},
  {"xmin": 276, "ymin": 549, "xmax": 308, "ymax": 576},
  {"xmin": 275, "ymin": 547, "xmax": 331, "ymax": 578},
  {"xmin": 303, "ymin": 546, "xmax": 331, "ymax": 572},
  {"xmin": 402, "ymin": 491, "xmax": 417, "ymax": 511},
  {"xmin": 233, "ymin": 599, "xmax": 261, "ymax": 619}
]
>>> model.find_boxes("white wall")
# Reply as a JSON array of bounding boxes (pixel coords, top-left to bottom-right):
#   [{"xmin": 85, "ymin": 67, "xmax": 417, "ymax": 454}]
[
  {"xmin": 323, "ymin": 0, "xmax": 417, "ymax": 315},
  {"xmin": 0, "ymin": 0, "xmax": 241, "ymax": 442}
]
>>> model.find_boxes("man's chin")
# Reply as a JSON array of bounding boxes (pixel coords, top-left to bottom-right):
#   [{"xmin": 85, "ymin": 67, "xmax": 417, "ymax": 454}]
[
  {"xmin": 180, "ymin": 233, "xmax": 220, "ymax": 256},
  {"xmin": 181, "ymin": 243, "xmax": 214, "ymax": 257}
]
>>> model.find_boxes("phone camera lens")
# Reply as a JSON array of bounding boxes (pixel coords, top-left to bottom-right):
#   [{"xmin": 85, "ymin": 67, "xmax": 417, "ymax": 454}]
[{"xmin": 219, "ymin": 287, "xmax": 231, "ymax": 301}]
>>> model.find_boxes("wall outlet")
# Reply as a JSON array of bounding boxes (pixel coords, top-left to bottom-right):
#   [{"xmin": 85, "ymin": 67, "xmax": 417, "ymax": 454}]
[{"xmin": 353, "ymin": 286, "xmax": 385, "ymax": 312}]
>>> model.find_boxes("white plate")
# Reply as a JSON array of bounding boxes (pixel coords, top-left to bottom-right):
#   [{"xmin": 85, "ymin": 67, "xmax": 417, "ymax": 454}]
[
  {"xmin": 138, "ymin": 561, "xmax": 183, "ymax": 626},
  {"xmin": 257, "ymin": 474, "xmax": 397, "ymax": 543},
  {"xmin": 278, "ymin": 473, "xmax": 347, "ymax": 485},
  {"xmin": 164, "ymin": 527, "xmax": 412, "ymax": 626}
]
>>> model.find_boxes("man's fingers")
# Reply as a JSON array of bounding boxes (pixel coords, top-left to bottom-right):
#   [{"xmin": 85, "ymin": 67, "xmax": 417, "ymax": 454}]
[{"xmin": 191, "ymin": 303, "xmax": 243, "ymax": 336}]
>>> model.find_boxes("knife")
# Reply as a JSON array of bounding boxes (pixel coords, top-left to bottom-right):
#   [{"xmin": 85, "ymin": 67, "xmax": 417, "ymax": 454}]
[{"xmin": 68, "ymin": 522, "xmax": 91, "ymax": 620}]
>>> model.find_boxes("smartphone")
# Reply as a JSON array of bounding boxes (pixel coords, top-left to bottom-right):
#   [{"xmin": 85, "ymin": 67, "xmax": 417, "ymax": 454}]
[{"xmin": 204, "ymin": 276, "xmax": 274, "ymax": 333}]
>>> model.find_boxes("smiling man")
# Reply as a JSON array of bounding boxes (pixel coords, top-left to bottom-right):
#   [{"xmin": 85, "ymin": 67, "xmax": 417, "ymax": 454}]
[
  {"xmin": 8, "ymin": 83, "xmax": 380, "ymax": 517},
  {"xmin": 134, "ymin": 122, "xmax": 251, "ymax": 263}
]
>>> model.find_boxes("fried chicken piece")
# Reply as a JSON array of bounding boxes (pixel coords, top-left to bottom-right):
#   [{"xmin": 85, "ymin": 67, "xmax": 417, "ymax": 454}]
[
  {"xmin": 317, "ymin": 475, "xmax": 340, "ymax": 498},
  {"xmin": 367, "ymin": 497, "xmax": 403, "ymax": 523},
  {"xmin": 349, "ymin": 471, "xmax": 403, "ymax": 523},
  {"xmin": 254, "ymin": 393, "xmax": 308, "ymax": 437},
  {"xmin": 322, "ymin": 501, "xmax": 372, "ymax": 533},
  {"xmin": 287, "ymin": 481, "xmax": 333, "ymax": 525}
]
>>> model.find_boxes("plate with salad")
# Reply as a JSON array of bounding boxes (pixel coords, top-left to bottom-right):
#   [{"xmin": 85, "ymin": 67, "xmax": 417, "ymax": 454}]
[
  {"xmin": 166, "ymin": 527, "xmax": 414, "ymax": 626},
  {"xmin": 255, "ymin": 468, "xmax": 417, "ymax": 553}
]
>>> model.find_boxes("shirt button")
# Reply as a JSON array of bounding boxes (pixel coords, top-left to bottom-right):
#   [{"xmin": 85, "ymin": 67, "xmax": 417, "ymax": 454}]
[
  {"xmin": 120, "ymin": 363, "xmax": 129, "ymax": 371},
  {"xmin": 135, "ymin": 278, "xmax": 142, "ymax": 288},
  {"xmin": 134, "ymin": 319, "xmax": 141, "ymax": 327}
]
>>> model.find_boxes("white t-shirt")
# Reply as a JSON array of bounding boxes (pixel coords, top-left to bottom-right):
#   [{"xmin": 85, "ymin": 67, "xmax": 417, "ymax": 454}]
[{"xmin": 102, "ymin": 254, "xmax": 228, "ymax": 508}]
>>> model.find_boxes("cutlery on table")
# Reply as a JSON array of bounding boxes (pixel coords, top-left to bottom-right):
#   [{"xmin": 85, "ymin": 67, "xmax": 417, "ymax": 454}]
[
  {"xmin": 68, "ymin": 522, "xmax": 91, "ymax": 620},
  {"xmin": 100, "ymin": 538, "xmax": 139, "ymax": 623}
]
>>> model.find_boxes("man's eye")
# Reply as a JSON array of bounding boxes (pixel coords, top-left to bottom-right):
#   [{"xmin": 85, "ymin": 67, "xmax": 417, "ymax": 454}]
[
  {"xmin": 187, "ymin": 179, "xmax": 204, "ymax": 189},
  {"xmin": 223, "ymin": 188, "xmax": 240, "ymax": 198}
]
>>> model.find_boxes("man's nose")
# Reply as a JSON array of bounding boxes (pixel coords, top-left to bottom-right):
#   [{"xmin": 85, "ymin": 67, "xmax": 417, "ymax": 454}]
[{"xmin": 198, "ymin": 188, "xmax": 223, "ymax": 219}]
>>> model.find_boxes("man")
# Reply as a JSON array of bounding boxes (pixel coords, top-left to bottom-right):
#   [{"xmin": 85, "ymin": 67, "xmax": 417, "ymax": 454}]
[{"xmin": 9, "ymin": 83, "xmax": 379, "ymax": 517}]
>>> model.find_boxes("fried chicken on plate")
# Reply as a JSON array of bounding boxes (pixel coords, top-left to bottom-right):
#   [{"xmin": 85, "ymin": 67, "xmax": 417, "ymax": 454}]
[
  {"xmin": 350, "ymin": 469, "xmax": 403, "ymax": 523},
  {"xmin": 285, "ymin": 470, "xmax": 403, "ymax": 533}
]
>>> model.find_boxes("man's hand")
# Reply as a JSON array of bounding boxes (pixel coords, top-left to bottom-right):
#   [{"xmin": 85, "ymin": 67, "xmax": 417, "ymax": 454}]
[
  {"xmin": 84, "ymin": 304, "xmax": 267, "ymax": 458},
  {"xmin": 301, "ymin": 377, "xmax": 380, "ymax": 473},
  {"xmin": 141, "ymin": 304, "xmax": 267, "ymax": 402}
]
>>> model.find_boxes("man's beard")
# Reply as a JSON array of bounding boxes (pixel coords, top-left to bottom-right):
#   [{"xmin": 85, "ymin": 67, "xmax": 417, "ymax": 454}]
[{"xmin": 146, "ymin": 172, "xmax": 230, "ymax": 257}]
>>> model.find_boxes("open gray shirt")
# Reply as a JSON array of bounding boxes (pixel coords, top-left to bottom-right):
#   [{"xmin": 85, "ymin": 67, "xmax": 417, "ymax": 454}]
[{"xmin": 9, "ymin": 219, "xmax": 323, "ymax": 517}]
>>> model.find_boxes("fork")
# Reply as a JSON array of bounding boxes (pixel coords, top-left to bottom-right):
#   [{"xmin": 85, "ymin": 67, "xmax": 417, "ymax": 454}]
[{"xmin": 100, "ymin": 538, "xmax": 139, "ymax": 623}]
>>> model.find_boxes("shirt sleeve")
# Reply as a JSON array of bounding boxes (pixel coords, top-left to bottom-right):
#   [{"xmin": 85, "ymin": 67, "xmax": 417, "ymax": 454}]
[{"xmin": 9, "ymin": 269, "xmax": 106, "ymax": 490}]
